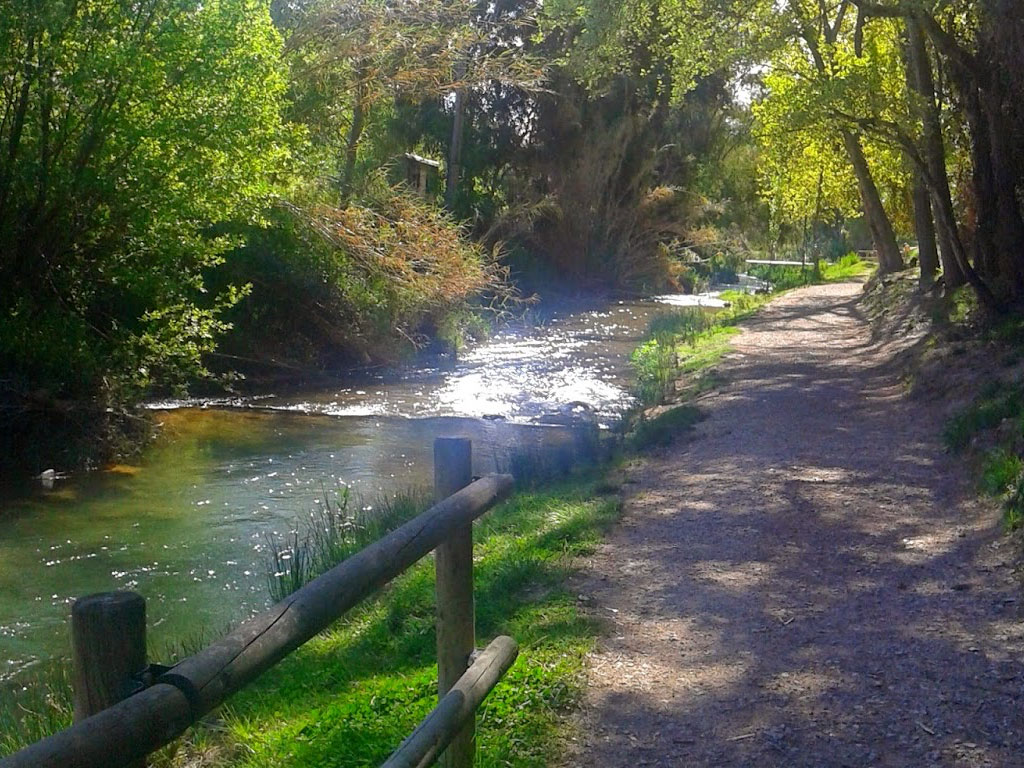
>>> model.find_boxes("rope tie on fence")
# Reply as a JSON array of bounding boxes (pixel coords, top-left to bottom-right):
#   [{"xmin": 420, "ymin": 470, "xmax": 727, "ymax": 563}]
[{"xmin": 156, "ymin": 670, "xmax": 205, "ymax": 721}]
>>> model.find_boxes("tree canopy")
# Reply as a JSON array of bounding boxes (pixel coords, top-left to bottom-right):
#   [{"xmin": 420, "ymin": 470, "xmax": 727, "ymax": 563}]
[{"xmin": 3, "ymin": 0, "xmax": 1024, "ymax": 457}]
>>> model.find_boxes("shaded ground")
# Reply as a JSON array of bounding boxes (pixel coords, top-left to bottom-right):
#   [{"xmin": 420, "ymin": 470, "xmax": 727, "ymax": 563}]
[{"xmin": 567, "ymin": 282, "xmax": 1024, "ymax": 767}]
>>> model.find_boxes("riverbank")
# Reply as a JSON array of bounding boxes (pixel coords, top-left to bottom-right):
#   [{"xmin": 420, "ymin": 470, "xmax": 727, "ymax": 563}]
[
  {"xmin": 0, "ymin": 256, "xmax": 876, "ymax": 763},
  {"xmin": 0, "ymin": 473, "xmax": 624, "ymax": 766},
  {"xmin": 566, "ymin": 279, "xmax": 1024, "ymax": 766},
  {"xmin": 0, "ymin": 290, "xmax": 670, "ymax": 483}
]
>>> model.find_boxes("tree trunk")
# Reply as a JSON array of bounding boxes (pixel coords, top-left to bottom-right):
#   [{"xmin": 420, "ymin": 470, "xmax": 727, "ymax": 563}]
[
  {"xmin": 841, "ymin": 129, "xmax": 904, "ymax": 273},
  {"xmin": 981, "ymin": 81, "xmax": 1024, "ymax": 300},
  {"xmin": 910, "ymin": 168, "xmax": 938, "ymax": 288},
  {"xmin": 963, "ymin": 82, "xmax": 1000, "ymax": 280},
  {"xmin": 339, "ymin": 70, "xmax": 368, "ymax": 206},
  {"xmin": 901, "ymin": 27, "xmax": 938, "ymax": 288},
  {"xmin": 984, "ymin": 0, "xmax": 1024, "ymax": 292},
  {"xmin": 445, "ymin": 86, "xmax": 466, "ymax": 211},
  {"xmin": 906, "ymin": 18, "xmax": 967, "ymax": 287}
]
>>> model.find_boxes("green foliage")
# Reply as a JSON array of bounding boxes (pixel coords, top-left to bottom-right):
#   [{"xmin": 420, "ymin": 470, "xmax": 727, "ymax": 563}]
[
  {"xmin": 0, "ymin": 661, "xmax": 72, "ymax": 758},
  {"xmin": 821, "ymin": 253, "xmax": 874, "ymax": 281},
  {"xmin": 751, "ymin": 6, "xmax": 912, "ymax": 249},
  {"xmin": 218, "ymin": 181, "xmax": 510, "ymax": 371},
  {"xmin": 0, "ymin": 0, "xmax": 293, "ymax": 402},
  {"xmin": 1003, "ymin": 471, "xmax": 1024, "ymax": 532},
  {"xmin": 942, "ymin": 286, "xmax": 981, "ymax": 328},
  {"xmin": 944, "ymin": 384, "xmax": 1024, "ymax": 453},
  {"xmin": 631, "ymin": 333, "xmax": 680, "ymax": 406},
  {"xmin": 945, "ymin": 382, "xmax": 1024, "ymax": 531},
  {"xmin": 979, "ymin": 448, "xmax": 1024, "ymax": 497},
  {"xmin": 747, "ymin": 253, "xmax": 872, "ymax": 291},
  {"xmin": 631, "ymin": 294, "xmax": 767, "ymax": 410},
  {"xmin": 746, "ymin": 263, "xmax": 822, "ymax": 291}
]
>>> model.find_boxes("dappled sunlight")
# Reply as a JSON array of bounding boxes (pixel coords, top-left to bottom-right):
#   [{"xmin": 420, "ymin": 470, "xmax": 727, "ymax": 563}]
[
  {"xmin": 690, "ymin": 560, "xmax": 775, "ymax": 591},
  {"xmin": 571, "ymin": 283, "xmax": 1024, "ymax": 766}
]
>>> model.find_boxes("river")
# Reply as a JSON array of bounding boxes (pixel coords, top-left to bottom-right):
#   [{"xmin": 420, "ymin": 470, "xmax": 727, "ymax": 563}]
[{"xmin": 0, "ymin": 293, "xmax": 725, "ymax": 680}]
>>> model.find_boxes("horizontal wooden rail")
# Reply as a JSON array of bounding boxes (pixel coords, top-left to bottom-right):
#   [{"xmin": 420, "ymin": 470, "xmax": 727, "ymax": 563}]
[
  {"xmin": 0, "ymin": 472, "xmax": 514, "ymax": 768},
  {"xmin": 381, "ymin": 636, "xmax": 519, "ymax": 768},
  {"xmin": 744, "ymin": 259, "xmax": 808, "ymax": 266}
]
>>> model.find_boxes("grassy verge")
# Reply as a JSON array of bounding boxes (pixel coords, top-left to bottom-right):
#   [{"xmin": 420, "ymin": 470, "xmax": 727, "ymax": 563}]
[
  {"xmin": 629, "ymin": 291, "xmax": 769, "ymax": 414},
  {"xmin": 200, "ymin": 476, "xmax": 621, "ymax": 767},
  {"xmin": 746, "ymin": 252, "xmax": 874, "ymax": 291},
  {"xmin": 944, "ymin": 381, "xmax": 1024, "ymax": 531},
  {"xmin": 627, "ymin": 253, "xmax": 872, "ymax": 449},
  {"xmin": 0, "ymin": 475, "xmax": 621, "ymax": 767}
]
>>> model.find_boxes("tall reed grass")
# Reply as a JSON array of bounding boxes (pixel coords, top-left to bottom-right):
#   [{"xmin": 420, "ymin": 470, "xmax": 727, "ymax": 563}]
[
  {"xmin": 631, "ymin": 308, "xmax": 715, "ymax": 406},
  {"xmin": 266, "ymin": 486, "xmax": 431, "ymax": 602}
]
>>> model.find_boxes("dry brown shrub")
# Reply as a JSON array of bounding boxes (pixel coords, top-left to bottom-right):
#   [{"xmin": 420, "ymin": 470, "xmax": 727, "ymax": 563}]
[{"xmin": 285, "ymin": 183, "xmax": 518, "ymax": 346}]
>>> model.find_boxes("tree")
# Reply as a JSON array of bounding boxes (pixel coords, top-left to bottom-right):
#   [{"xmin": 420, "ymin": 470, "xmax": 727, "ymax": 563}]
[
  {"xmin": 286, "ymin": 0, "xmax": 541, "ymax": 205},
  {"xmin": 854, "ymin": 0, "xmax": 1024, "ymax": 308},
  {"xmin": 0, "ymin": 0, "xmax": 291, "ymax": 402}
]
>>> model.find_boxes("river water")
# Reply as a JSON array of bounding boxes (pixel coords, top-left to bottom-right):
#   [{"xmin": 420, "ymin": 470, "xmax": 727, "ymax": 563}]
[{"xmin": 0, "ymin": 293, "xmax": 724, "ymax": 680}]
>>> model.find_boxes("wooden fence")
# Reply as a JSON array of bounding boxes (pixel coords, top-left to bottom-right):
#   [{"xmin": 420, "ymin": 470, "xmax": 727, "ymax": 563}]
[{"xmin": 0, "ymin": 438, "xmax": 516, "ymax": 768}]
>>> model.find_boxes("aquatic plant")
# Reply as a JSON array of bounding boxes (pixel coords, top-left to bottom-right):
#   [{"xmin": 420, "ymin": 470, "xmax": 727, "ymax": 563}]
[{"xmin": 267, "ymin": 485, "xmax": 431, "ymax": 601}]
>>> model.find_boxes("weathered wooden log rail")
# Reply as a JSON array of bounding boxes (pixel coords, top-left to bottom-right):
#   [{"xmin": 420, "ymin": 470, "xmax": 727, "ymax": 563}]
[{"xmin": 1, "ymin": 438, "xmax": 516, "ymax": 768}]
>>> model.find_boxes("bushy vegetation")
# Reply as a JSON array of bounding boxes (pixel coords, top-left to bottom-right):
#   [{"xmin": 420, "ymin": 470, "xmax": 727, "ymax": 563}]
[
  {"xmin": 218, "ymin": 184, "xmax": 512, "ymax": 375},
  {"xmin": 629, "ymin": 405, "xmax": 704, "ymax": 448},
  {"xmin": 747, "ymin": 252, "xmax": 874, "ymax": 292},
  {"xmin": 0, "ymin": 0, "xmax": 290, "ymax": 405}
]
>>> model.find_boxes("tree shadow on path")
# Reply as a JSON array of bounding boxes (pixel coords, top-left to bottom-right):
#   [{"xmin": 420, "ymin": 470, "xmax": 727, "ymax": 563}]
[{"xmin": 571, "ymin": 282, "xmax": 1024, "ymax": 768}]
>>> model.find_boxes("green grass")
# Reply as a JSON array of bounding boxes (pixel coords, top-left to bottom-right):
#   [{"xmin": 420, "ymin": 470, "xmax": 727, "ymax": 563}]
[
  {"xmin": 747, "ymin": 252, "xmax": 873, "ymax": 292},
  {"xmin": 627, "ymin": 286, "xmax": 776, "ymax": 449},
  {"xmin": 213, "ymin": 477, "xmax": 621, "ymax": 768},
  {"xmin": 0, "ymin": 634, "xmax": 210, "ymax": 762},
  {"xmin": 943, "ymin": 383, "xmax": 1024, "ymax": 453},
  {"xmin": 944, "ymin": 382, "xmax": 1024, "ymax": 531},
  {"xmin": 979, "ymin": 448, "xmax": 1024, "ymax": 497},
  {"xmin": 630, "ymin": 291, "xmax": 766, "ymax": 410},
  {"xmin": 821, "ymin": 253, "xmax": 874, "ymax": 281},
  {"xmin": 1004, "ymin": 472, "xmax": 1024, "ymax": 531},
  {"xmin": 267, "ymin": 487, "xmax": 431, "ymax": 602},
  {"xmin": 0, "ymin": 661, "xmax": 73, "ymax": 758},
  {"xmin": 1, "ymin": 477, "xmax": 621, "ymax": 768}
]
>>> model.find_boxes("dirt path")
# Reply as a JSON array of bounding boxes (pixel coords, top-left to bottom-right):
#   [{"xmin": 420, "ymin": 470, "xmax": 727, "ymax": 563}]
[{"xmin": 567, "ymin": 281, "xmax": 1024, "ymax": 767}]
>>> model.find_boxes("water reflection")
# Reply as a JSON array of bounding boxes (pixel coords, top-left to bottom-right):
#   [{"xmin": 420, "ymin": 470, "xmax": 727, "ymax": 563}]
[{"xmin": 0, "ymin": 293, "xmax": 720, "ymax": 675}]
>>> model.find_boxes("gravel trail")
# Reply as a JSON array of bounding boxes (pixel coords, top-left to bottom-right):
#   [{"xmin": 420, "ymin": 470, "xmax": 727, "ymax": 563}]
[{"xmin": 568, "ymin": 281, "xmax": 1024, "ymax": 767}]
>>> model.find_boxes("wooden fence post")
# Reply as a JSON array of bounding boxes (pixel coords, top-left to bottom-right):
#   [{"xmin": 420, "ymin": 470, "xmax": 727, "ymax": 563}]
[
  {"xmin": 71, "ymin": 591, "xmax": 148, "ymax": 765},
  {"xmin": 433, "ymin": 437, "xmax": 475, "ymax": 768}
]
